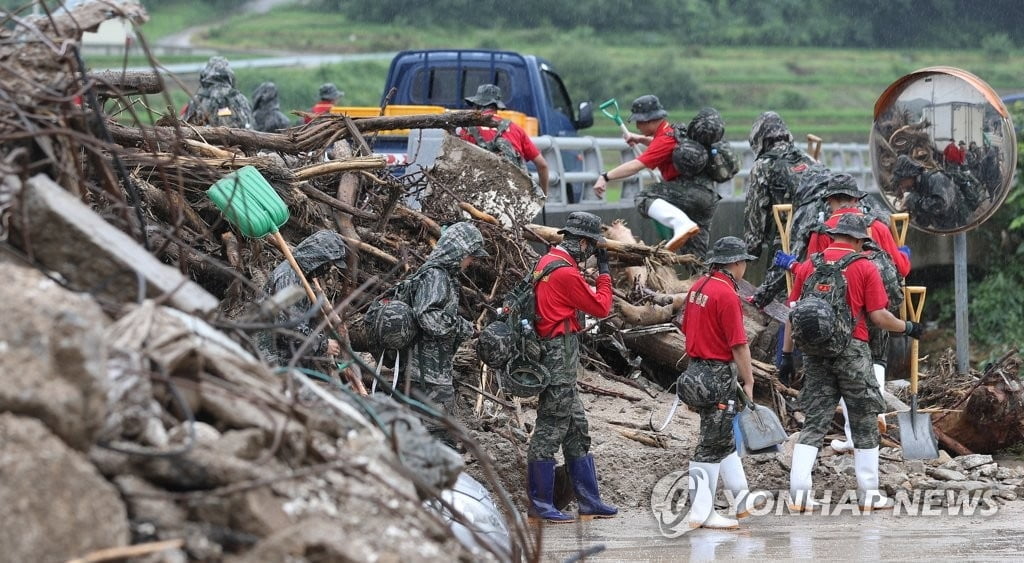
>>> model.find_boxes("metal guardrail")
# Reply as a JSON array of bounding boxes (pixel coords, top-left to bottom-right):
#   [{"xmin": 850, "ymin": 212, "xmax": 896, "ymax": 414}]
[{"xmin": 530, "ymin": 137, "xmax": 875, "ymax": 207}]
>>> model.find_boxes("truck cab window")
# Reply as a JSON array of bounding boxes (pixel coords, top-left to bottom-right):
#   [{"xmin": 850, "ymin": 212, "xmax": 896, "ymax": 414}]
[
  {"xmin": 462, "ymin": 69, "xmax": 511, "ymax": 106},
  {"xmin": 542, "ymin": 69, "xmax": 574, "ymax": 122},
  {"xmin": 411, "ymin": 68, "xmax": 510, "ymax": 107}
]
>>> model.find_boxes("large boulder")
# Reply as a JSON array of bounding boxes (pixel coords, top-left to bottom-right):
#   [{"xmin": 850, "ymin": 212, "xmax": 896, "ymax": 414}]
[
  {"xmin": 0, "ymin": 414, "xmax": 129, "ymax": 559},
  {"xmin": 0, "ymin": 258, "xmax": 109, "ymax": 450}
]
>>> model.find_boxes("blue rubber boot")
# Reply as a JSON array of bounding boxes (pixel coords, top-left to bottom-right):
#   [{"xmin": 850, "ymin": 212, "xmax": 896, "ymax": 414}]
[
  {"xmin": 527, "ymin": 459, "xmax": 574, "ymax": 523},
  {"xmin": 567, "ymin": 454, "xmax": 618, "ymax": 519}
]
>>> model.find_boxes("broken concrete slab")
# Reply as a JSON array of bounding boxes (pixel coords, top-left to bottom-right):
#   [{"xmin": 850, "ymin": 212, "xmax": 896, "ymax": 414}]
[
  {"xmin": 16, "ymin": 174, "xmax": 218, "ymax": 315},
  {"xmin": 0, "ymin": 413, "xmax": 130, "ymax": 560},
  {"xmin": 0, "ymin": 259, "xmax": 109, "ymax": 450}
]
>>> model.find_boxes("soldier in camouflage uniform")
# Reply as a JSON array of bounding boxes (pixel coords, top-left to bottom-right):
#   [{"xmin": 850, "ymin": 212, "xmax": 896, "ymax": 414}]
[
  {"xmin": 259, "ymin": 230, "xmax": 347, "ymax": 368},
  {"xmin": 404, "ymin": 222, "xmax": 488, "ymax": 421},
  {"xmin": 677, "ymin": 236, "xmax": 758, "ymax": 529},
  {"xmin": 527, "ymin": 212, "xmax": 616, "ymax": 523},
  {"xmin": 891, "ymin": 154, "xmax": 969, "ymax": 231},
  {"xmin": 779, "ymin": 214, "xmax": 923, "ymax": 511},
  {"xmin": 742, "ymin": 111, "xmax": 832, "ymax": 308},
  {"xmin": 182, "ymin": 56, "xmax": 254, "ymax": 129},
  {"xmin": 252, "ymin": 81, "xmax": 291, "ymax": 133}
]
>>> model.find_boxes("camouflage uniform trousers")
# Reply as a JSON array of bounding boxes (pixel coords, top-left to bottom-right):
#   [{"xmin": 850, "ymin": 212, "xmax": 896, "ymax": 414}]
[
  {"xmin": 690, "ymin": 359, "xmax": 740, "ymax": 463},
  {"xmin": 406, "ymin": 336, "xmax": 458, "ymax": 433},
  {"xmin": 527, "ymin": 333, "xmax": 591, "ymax": 461},
  {"xmin": 797, "ymin": 339, "xmax": 885, "ymax": 449},
  {"xmin": 635, "ymin": 178, "xmax": 722, "ymax": 259}
]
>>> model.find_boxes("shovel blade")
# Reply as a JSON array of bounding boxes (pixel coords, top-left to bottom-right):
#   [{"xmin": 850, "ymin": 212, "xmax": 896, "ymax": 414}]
[{"xmin": 896, "ymin": 410, "xmax": 940, "ymax": 460}]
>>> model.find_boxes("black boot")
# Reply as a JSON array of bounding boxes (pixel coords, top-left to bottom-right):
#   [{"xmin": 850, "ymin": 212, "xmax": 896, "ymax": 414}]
[
  {"xmin": 567, "ymin": 454, "xmax": 618, "ymax": 519},
  {"xmin": 527, "ymin": 459, "xmax": 574, "ymax": 523}
]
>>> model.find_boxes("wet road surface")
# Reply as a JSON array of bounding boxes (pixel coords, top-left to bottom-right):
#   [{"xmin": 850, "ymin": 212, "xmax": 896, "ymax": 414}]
[{"xmin": 541, "ymin": 503, "xmax": 1024, "ymax": 561}]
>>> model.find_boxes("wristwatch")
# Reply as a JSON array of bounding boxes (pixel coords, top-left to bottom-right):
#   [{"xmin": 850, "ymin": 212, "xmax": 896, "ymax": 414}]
[{"xmin": 601, "ymin": 172, "xmax": 610, "ymax": 182}]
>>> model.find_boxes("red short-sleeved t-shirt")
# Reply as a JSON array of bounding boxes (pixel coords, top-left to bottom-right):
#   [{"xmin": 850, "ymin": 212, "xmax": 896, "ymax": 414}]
[
  {"xmin": 680, "ymin": 271, "xmax": 748, "ymax": 361},
  {"xmin": 788, "ymin": 243, "xmax": 889, "ymax": 342},
  {"xmin": 457, "ymin": 113, "xmax": 541, "ymax": 162},
  {"xmin": 637, "ymin": 120, "xmax": 680, "ymax": 181}
]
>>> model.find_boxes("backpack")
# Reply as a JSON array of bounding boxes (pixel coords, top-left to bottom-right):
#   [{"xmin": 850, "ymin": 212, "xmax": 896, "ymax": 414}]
[
  {"xmin": 670, "ymin": 125, "xmax": 709, "ymax": 179},
  {"xmin": 705, "ymin": 140, "xmax": 740, "ymax": 183},
  {"xmin": 364, "ymin": 267, "xmax": 435, "ymax": 350},
  {"xmin": 467, "ymin": 119, "xmax": 526, "ymax": 168},
  {"xmin": 480, "ymin": 259, "xmax": 571, "ymax": 397},
  {"xmin": 760, "ymin": 146, "xmax": 828, "ymax": 207},
  {"xmin": 789, "ymin": 252, "xmax": 866, "ymax": 358},
  {"xmin": 863, "ymin": 248, "xmax": 905, "ymax": 311}
]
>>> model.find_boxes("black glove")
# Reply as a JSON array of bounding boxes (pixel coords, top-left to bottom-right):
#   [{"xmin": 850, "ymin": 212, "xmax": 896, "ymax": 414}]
[
  {"xmin": 596, "ymin": 248, "xmax": 610, "ymax": 275},
  {"xmin": 777, "ymin": 352, "xmax": 795, "ymax": 385},
  {"xmin": 904, "ymin": 320, "xmax": 924, "ymax": 340}
]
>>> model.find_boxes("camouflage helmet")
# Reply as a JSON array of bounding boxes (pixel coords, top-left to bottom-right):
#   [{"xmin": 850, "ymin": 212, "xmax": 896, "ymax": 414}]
[
  {"xmin": 687, "ymin": 107, "xmax": 726, "ymax": 147},
  {"xmin": 891, "ymin": 154, "xmax": 925, "ymax": 180},
  {"xmin": 557, "ymin": 211, "xmax": 605, "ymax": 243},
  {"xmin": 369, "ymin": 300, "xmax": 419, "ymax": 350},
  {"xmin": 505, "ymin": 360, "xmax": 550, "ymax": 397},
  {"xmin": 749, "ymin": 111, "xmax": 794, "ymax": 157},
  {"xmin": 706, "ymin": 236, "xmax": 757, "ymax": 265},
  {"xmin": 672, "ymin": 138, "xmax": 709, "ymax": 178},
  {"xmin": 820, "ymin": 173, "xmax": 867, "ymax": 201},
  {"xmin": 627, "ymin": 94, "xmax": 667, "ymax": 122},
  {"xmin": 477, "ymin": 321, "xmax": 513, "ymax": 369},
  {"xmin": 676, "ymin": 361, "xmax": 718, "ymax": 409},
  {"xmin": 825, "ymin": 213, "xmax": 871, "ymax": 240},
  {"xmin": 252, "ymin": 82, "xmax": 280, "ymax": 108},
  {"xmin": 319, "ymin": 83, "xmax": 343, "ymax": 101},
  {"xmin": 465, "ymin": 83, "xmax": 506, "ymax": 109}
]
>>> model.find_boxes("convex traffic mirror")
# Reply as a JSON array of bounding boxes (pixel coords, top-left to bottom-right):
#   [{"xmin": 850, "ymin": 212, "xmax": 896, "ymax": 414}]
[{"xmin": 870, "ymin": 67, "xmax": 1017, "ymax": 234}]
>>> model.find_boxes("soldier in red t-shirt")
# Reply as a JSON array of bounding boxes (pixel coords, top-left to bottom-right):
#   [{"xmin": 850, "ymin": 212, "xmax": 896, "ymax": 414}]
[
  {"xmin": 526, "ymin": 212, "xmax": 615, "ymax": 523},
  {"xmin": 800, "ymin": 174, "xmax": 911, "ymax": 452},
  {"xmin": 676, "ymin": 236, "xmax": 758, "ymax": 529},
  {"xmin": 303, "ymin": 83, "xmax": 342, "ymax": 124},
  {"xmin": 778, "ymin": 214, "xmax": 922, "ymax": 512},
  {"xmin": 592, "ymin": 95, "xmax": 708, "ymax": 255},
  {"xmin": 457, "ymin": 84, "xmax": 549, "ymax": 195}
]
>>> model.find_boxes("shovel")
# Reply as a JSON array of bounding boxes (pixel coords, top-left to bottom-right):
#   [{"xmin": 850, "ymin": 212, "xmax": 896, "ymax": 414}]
[
  {"xmin": 772, "ymin": 203, "xmax": 794, "ymax": 294},
  {"xmin": 599, "ymin": 98, "xmax": 660, "ymax": 181},
  {"xmin": 734, "ymin": 386, "xmax": 786, "ymax": 455},
  {"xmin": 897, "ymin": 286, "xmax": 938, "ymax": 459}
]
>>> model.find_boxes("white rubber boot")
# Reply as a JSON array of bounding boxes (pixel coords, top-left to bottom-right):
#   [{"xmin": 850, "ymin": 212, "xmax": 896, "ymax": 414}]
[
  {"xmin": 830, "ymin": 398, "xmax": 855, "ymax": 453},
  {"xmin": 647, "ymin": 198, "xmax": 699, "ymax": 252},
  {"xmin": 688, "ymin": 462, "xmax": 739, "ymax": 529},
  {"xmin": 720, "ymin": 452, "xmax": 765, "ymax": 518},
  {"xmin": 788, "ymin": 444, "xmax": 822, "ymax": 512},
  {"xmin": 855, "ymin": 446, "xmax": 894, "ymax": 511},
  {"xmin": 874, "ymin": 364, "xmax": 888, "ymax": 434}
]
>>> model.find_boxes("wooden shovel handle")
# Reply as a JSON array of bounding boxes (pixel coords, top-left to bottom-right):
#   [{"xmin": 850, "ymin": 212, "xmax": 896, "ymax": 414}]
[
  {"xmin": 772, "ymin": 204, "xmax": 794, "ymax": 293},
  {"xmin": 905, "ymin": 286, "xmax": 927, "ymax": 394},
  {"xmin": 807, "ymin": 134, "xmax": 823, "ymax": 161},
  {"xmin": 890, "ymin": 213, "xmax": 910, "ymax": 246},
  {"xmin": 271, "ymin": 231, "xmax": 319, "ymax": 308}
]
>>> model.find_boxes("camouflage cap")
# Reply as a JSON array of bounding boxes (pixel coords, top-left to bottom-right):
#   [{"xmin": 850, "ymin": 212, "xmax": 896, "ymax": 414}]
[
  {"xmin": 707, "ymin": 236, "xmax": 757, "ymax": 264},
  {"xmin": 687, "ymin": 107, "xmax": 726, "ymax": 147},
  {"xmin": 252, "ymin": 81, "xmax": 280, "ymax": 107},
  {"xmin": 672, "ymin": 137, "xmax": 709, "ymax": 178},
  {"xmin": 477, "ymin": 321, "xmax": 513, "ymax": 369},
  {"xmin": 557, "ymin": 211, "xmax": 605, "ymax": 243},
  {"xmin": 820, "ymin": 173, "xmax": 867, "ymax": 201},
  {"xmin": 627, "ymin": 94, "xmax": 667, "ymax": 122},
  {"xmin": 319, "ymin": 83, "xmax": 343, "ymax": 101},
  {"xmin": 891, "ymin": 154, "xmax": 925, "ymax": 180},
  {"xmin": 465, "ymin": 84, "xmax": 507, "ymax": 109},
  {"xmin": 825, "ymin": 213, "xmax": 871, "ymax": 240},
  {"xmin": 199, "ymin": 56, "xmax": 235, "ymax": 87},
  {"xmin": 748, "ymin": 111, "xmax": 793, "ymax": 156}
]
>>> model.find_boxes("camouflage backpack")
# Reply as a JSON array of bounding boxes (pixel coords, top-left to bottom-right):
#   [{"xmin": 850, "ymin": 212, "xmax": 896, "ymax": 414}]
[
  {"xmin": 760, "ymin": 145, "xmax": 828, "ymax": 207},
  {"xmin": 705, "ymin": 140, "xmax": 740, "ymax": 183},
  {"xmin": 364, "ymin": 268, "xmax": 435, "ymax": 350},
  {"xmin": 789, "ymin": 252, "xmax": 866, "ymax": 358},
  {"xmin": 671, "ymin": 126, "xmax": 709, "ymax": 179},
  {"xmin": 467, "ymin": 119, "xmax": 525, "ymax": 168},
  {"xmin": 863, "ymin": 246, "xmax": 905, "ymax": 311},
  {"xmin": 481, "ymin": 259, "xmax": 571, "ymax": 397}
]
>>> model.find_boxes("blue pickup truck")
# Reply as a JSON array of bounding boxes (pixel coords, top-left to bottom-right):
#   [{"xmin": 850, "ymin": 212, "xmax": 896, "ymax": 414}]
[{"xmin": 355, "ymin": 49, "xmax": 594, "ymax": 200}]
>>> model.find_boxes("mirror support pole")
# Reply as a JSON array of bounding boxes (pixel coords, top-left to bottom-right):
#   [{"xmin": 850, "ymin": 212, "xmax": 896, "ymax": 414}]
[{"xmin": 954, "ymin": 232, "xmax": 970, "ymax": 375}]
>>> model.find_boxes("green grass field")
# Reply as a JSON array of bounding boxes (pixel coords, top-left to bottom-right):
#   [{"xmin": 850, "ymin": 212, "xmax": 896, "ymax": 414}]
[{"xmin": 99, "ymin": 3, "xmax": 1024, "ymax": 142}]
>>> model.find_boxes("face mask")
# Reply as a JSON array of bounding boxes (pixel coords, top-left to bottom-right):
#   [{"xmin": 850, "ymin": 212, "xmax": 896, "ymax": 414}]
[{"xmin": 561, "ymin": 237, "xmax": 594, "ymax": 264}]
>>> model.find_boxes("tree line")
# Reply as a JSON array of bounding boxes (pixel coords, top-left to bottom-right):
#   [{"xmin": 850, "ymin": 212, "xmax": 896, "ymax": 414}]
[{"xmin": 307, "ymin": 0, "xmax": 1021, "ymax": 50}]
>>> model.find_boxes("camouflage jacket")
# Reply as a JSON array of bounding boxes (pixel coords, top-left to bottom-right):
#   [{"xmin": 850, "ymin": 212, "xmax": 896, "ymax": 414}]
[
  {"xmin": 252, "ymin": 82, "xmax": 291, "ymax": 133},
  {"xmin": 182, "ymin": 57, "xmax": 253, "ymax": 129},
  {"xmin": 406, "ymin": 223, "xmax": 480, "ymax": 386},
  {"xmin": 742, "ymin": 141, "xmax": 817, "ymax": 257},
  {"xmin": 258, "ymin": 231, "xmax": 347, "ymax": 367}
]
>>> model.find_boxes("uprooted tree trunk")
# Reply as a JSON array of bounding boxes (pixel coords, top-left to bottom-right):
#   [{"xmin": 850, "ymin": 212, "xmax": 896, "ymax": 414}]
[{"xmin": 932, "ymin": 350, "xmax": 1024, "ymax": 453}]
